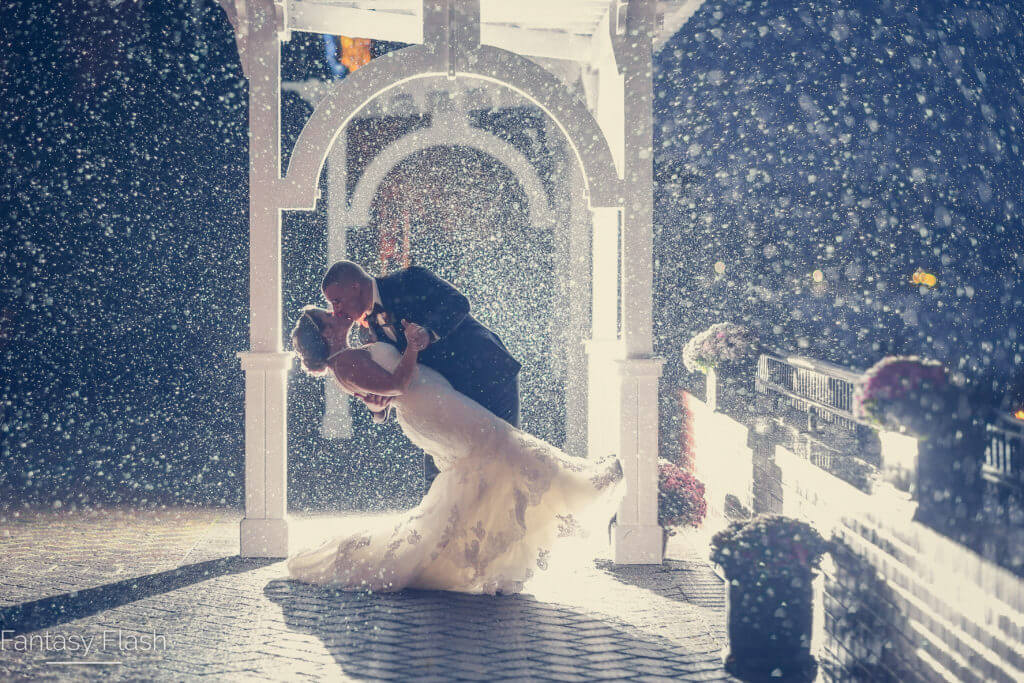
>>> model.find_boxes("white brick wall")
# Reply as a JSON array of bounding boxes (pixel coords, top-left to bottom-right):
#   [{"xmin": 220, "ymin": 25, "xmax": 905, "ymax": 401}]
[
  {"xmin": 685, "ymin": 402, "xmax": 1024, "ymax": 681},
  {"xmin": 778, "ymin": 442, "xmax": 1024, "ymax": 682}
]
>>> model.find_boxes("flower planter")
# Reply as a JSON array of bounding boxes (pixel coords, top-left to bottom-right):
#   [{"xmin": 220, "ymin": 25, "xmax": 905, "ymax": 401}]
[
  {"xmin": 913, "ymin": 417, "xmax": 986, "ymax": 531},
  {"xmin": 723, "ymin": 571, "xmax": 818, "ymax": 682},
  {"xmin": 878, "ymin": 430, "xmax": 918, "ymax": 494},
  {"xmin": 854, "ymin": 356, "xmax": 950, "ymax": 440},
  {"xmin": 658, "ymin": 459, "xmax": 708, "ymax": 542},
  {"xmin": 705, "ymin": 360, "xmax": 758, "ymax": 420},
  {"xmin": 710, "ymin": 515, "xmax": 829, "ymax": 683}
]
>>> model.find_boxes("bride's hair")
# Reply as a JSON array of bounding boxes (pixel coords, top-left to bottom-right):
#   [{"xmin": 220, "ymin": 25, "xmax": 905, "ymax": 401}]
[{"xmin": 291, "ymin": 306, "xmax": 331, "ymax": 376}]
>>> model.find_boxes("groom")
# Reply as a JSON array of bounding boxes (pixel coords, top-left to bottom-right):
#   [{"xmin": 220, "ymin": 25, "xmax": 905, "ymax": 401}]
[{"xmin": 322, "ymin": 261, "xmax": 522, "ymax": 491}]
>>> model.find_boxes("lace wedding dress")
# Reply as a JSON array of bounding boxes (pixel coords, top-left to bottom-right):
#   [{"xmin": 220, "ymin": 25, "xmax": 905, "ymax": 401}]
[{"xmin": 287, "ymin": 343, "xmax": 624, "ymax": 594}]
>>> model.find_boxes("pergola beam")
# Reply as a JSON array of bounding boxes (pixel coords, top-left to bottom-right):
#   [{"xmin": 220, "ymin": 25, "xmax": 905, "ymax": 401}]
[
  {"xmin": 286, "ymin": 0, "xmax": 599, "ymax": 62},
  {"xmin": 481, "ymin": 24, "xmax": 592, "ymax": 62},
  {"xmin": 287, "ymin": 0, "xmax": 423, "ymax": 43},
  {"xmin": 481, "ymin": 0, "xmax": 606, "ymax": 27},
  {"xmin": 283, "ymin": 0, "xmax": 701, "ymax": 59}
]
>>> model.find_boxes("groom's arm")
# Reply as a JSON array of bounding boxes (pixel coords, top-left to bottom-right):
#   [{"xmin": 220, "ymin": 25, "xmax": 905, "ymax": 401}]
[{"xmin": 401, "ymin": 266, "xmax": 470, "ymax": 340}]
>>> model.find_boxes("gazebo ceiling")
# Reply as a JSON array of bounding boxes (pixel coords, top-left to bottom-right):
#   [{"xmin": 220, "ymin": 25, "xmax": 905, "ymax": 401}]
[{"xmin": 282, "ymin": 0, "xmax": 706, "ymax": 61}]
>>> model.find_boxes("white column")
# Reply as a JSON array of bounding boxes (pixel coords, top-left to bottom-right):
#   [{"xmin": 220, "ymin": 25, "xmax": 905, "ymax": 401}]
[
  {"xmin": 586, "ymin": 207, "xmax": 622, "ymax": 460},
  {"xmin": 563, "ymin": 156, "xmax": 591, "ymax": 458},
  {"xmin": 238, "ymin": 351, "xmax": 291, "ymax": 557},
  {"xmin": 611, "ymin": 0, "xmax": 663, "ymax": 564},
  {"xmin": 611, "ymin": 356, "xmax": 664, "ymax": 564},
  {"xmin": 322, "ymin": 137, "xmax": 353, "ymax": 440},
  {"xmin": 239, "ymin": 0, "xmax": 290, "ymax": 558}
]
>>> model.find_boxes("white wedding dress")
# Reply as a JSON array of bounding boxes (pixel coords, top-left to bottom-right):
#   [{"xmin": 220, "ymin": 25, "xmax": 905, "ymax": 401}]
[{"xmin": 287, "ymin": 342, "xmax": 624, "ymax": 594}]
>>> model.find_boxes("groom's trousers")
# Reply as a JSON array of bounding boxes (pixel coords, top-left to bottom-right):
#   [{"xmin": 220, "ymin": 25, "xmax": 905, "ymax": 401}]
[{"xmin": 423, "ymin": 372, "xmax": 520, "ymax": 493}]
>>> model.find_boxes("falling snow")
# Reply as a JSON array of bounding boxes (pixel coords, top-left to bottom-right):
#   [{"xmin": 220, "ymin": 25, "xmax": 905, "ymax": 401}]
[
  {"xmin": 654, "ymin": 0, "xmax": 1024, "ymax": 458},
  {"xmin": 1, "ymin": 0, "xmax": 1022, "ymax": 512}
]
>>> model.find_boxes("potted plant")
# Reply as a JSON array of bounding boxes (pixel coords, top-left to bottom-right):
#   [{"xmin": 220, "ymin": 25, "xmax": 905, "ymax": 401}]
[
  {"xmin": 683, "ymin": 322, "xmax": 759, "ymax": 414},
  {"xmin": 854, "ymin": 356, "xmax": 985, "ymax": 528},
  {"xmin": 710, "ymin": 514, "xmax": 831, "ymax": 682},
  {"xmin": 853, "ymin": 355, "xmax": 951, "ymax": 439},
  {"xmin": 658, "ymin": 459, "xmax": 707, "ymax": 553}
]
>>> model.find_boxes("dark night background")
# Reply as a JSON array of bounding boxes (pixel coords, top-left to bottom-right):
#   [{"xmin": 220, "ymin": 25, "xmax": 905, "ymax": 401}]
[{"xmin": 2, "ymin": 0, "xmax": 1022, "ymax": 511}]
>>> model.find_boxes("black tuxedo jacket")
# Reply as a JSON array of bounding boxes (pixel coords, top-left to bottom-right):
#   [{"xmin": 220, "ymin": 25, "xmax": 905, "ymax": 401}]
[{"xmin": 370, "ymin": 267, "xmax": 521, "ymax": 398}]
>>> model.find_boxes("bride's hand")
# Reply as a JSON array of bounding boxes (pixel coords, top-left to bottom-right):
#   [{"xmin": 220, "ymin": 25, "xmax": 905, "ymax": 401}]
[
  {"xmin": 402, "ymin": 320, "xmax": 430, "ymax": 352},
  {"xmin": 357, "ymin": 392, "xmax": 393, "ymax": 413}
]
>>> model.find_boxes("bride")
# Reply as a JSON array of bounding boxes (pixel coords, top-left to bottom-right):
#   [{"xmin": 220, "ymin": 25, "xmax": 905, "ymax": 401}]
[{"xmin": 287, "ymin": 306, "xmax": 623, "ymax": 595}]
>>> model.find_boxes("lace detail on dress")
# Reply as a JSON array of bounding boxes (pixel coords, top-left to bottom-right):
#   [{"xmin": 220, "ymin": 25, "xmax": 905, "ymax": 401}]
[
  {"xmin": 556, "ymin": 513, "xmax": 582, "ymax": 538},
  {"xmin": 536, "ymin": 548, "xmax": 550, "ymax": 570},
  {"xmin": 590, "ymin": 457, "xmax": 624, "ymax": 491}
]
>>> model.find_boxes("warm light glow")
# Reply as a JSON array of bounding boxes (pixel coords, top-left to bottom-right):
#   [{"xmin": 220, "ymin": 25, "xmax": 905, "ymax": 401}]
[
  {"xmin": 713, "ymin": 261, "xmax": 726, "ymax": 274},
  {"xmin": 879, "ymin": 430, "xmax": 918, "ymax": 471},
  {"xmin": 1014, "ymin": 409, "xmax": 1024, "ymax": 421},
  {"xmin": 339, "ymin": 36, "xmax": 372, "ymax": 72},
  {"xmin": 812, "ymin": 269, "xmax": 824, "ymax": 282},
  {"xmin": 911, "ymin": 268, "xmax": 938, "ymax": 287}
]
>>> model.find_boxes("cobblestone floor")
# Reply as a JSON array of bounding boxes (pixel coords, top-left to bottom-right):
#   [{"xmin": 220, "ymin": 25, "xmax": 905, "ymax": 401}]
[{"xmin": 1, "ymin": 506, "xmax": 734, "ymax": 681}]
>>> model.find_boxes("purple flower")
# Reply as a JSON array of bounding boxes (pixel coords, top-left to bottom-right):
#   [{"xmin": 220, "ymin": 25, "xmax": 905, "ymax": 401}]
[
  {"xmin": 683, "ymin": 322, "xmax": 759, "ymax": 373},
  {"xmin": 853, "ymin": 356, "xmax": 949, "ymax": 436}
]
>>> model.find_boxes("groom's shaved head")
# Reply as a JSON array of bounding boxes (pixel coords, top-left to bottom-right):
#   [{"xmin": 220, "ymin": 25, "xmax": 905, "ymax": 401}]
[
  {"xmin": 322, "ymin": 260, "xmax": 374, "ymax": 321},
  {"xmin": 322, "ymin": 260, "xmax": 371, "ymax": 290}
]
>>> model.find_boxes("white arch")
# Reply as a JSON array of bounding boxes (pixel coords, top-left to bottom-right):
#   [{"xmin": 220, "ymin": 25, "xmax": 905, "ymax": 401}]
[
  {"xmin": 347, "ymin": 122, "xmax": 555, "ymax": 227},
  {"xmin": 279, "ymin": 44, "xmax": 622, "ymax": 211},
  {"xmin": 237, "ymin": 3, "xmax": 663, "ymax": 564}
]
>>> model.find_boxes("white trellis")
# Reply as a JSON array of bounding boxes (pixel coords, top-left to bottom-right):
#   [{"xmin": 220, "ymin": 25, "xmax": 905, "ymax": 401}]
[
  {"xmin": 283, "ymin": 74, "xmax": 584, "ymax": 444},
  {"xmin": 321, "ymin": 90, "xmax": 562, "ymax": 442},
  {"xmin": 218, "ymin": 0, "xmax": 705, "ymax": 563}
]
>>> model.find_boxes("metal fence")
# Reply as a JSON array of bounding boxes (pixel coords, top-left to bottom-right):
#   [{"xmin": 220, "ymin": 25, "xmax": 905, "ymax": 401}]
[
  {"xmin": 753, "ymin": 351, "xmax": 879, "ymax": 491},
  {"xmin": 985, "ymin": 412, "xmax": 1024, "ymax": 489},
  {"xmin": 755, "ymin": 351, "xmax": 865, "ymax": 432}
]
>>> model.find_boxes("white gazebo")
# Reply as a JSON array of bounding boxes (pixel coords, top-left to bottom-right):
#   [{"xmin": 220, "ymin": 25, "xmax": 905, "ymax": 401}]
[{"xmin": 217, "ymin": 0, "xmax": 705, "ymax": 564}]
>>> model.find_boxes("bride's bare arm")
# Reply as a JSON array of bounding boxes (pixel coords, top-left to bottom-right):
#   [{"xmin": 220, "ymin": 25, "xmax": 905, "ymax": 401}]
[{"xmin": 329, "ymin": 344, "xmax": 420, "ymax": 396}]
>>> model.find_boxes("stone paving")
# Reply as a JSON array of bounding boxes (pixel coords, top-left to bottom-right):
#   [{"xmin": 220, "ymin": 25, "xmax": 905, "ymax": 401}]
[{"xmin": 1, "ymin": 506, "xmax": 735, "ymax": 681}]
